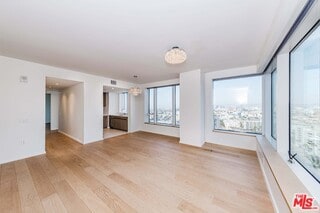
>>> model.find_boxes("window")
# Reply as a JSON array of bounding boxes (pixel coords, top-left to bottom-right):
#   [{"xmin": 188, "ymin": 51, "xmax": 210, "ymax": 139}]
[
  {"xmin": 290, "ymin": 22, "xmax": 320, "ymax": 183},
  {"xmin": 146, "ymin": 85, "xmax": 179, "ymax": 127},
  {"xmin": 119, "ymin": 92, "xmax": 128, "ymax": 114},
  {"xmin": 271, "ymin": 70, "xmax": 277, "ymax": 139},
  {"xmin": 213, "ymin": 75, "xmax": 262, "ymax": 134}
]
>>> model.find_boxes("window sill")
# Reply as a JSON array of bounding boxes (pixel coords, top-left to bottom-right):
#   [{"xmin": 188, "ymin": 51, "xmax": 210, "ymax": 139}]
[
  {"xmin": 256, "ymin": 135, "xmax": 317, "ymax": 212},
  {"xmin": 144, "ymin": 122, "xmax": 180, "ymax": 128},
  {"xmin": 212, "ymin": 129, "xmax": 260, "ymax": 137}
]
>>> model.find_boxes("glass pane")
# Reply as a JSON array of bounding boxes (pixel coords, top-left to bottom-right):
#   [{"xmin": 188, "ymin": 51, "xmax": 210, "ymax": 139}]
[
  {"xmin": 176, "ymin": 85, "xmax": 180, "ymax": 126},
  {"xmin": 156, "ymin": 86, "xmax": 173, "ymax": 125},
  {"xmin": 149, "ymin": 88, "xmax": 155, "ymax": 123},
  {"xmin": 213, "ymin": 76, "xmax": 262, "ymax": 134},
  {"xmin": 271, "ymin": 70, "xmax": 277, "ymax": 139},
  {"xmin": 290, "ymin": 24, "xmax": 320, "ymax": 181}
]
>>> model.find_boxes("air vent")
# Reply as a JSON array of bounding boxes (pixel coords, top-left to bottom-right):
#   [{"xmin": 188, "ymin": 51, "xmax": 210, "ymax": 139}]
[
  {"xmin": 111, "ymin": 80, "xmax": 117, "ymax": 85},
  {"xmin": 20, "ymin": 76, "xmax": 28, "ymax": 83}
]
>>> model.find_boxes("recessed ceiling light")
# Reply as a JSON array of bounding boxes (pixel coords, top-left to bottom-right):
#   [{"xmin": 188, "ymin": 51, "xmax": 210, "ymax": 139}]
[
  {"xmin": 55, "ymin": 83, "xmax": 60, "ymax": 86},
  {"xmin": 112, "ymin": 87, "xmax": 114, "ymax": 90}
]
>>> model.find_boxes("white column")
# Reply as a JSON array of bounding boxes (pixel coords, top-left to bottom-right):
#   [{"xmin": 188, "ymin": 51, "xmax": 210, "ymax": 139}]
[{"xmin": 179, "ymin": 69, "xmax": 205, "ymax": 147}]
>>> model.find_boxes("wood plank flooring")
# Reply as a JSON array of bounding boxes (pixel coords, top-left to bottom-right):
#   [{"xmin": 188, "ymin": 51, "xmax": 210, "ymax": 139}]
[{"xmin": 0, "ymin": 132, "xmax": 274, "ymax": 212}]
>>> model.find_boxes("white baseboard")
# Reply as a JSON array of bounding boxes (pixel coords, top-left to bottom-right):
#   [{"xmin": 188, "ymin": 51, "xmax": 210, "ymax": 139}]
[
  {"xmin": 58, "ymin": 130, "xmax": 83, "ymax": 144},
  {"xmin": 0, "ymin": 151, "xmax": 46, "ymax": 165}
]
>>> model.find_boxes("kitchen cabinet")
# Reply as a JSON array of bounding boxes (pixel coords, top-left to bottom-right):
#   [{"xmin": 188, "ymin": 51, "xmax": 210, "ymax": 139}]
[{"xmin": 109, "ymin": 115, "xmax": 128, "ymax": 131}]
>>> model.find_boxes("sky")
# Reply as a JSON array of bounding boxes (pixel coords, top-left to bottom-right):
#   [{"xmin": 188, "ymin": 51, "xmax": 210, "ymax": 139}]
[
  {"xmin": 213, "ymin": 76, "xmax": 262, "ymax": 106},
  {"xmin": 291, "ymin": 25, "xmax": 320, "ymax": 106}
]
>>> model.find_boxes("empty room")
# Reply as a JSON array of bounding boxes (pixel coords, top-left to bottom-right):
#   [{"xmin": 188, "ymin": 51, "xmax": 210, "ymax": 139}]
[{"xmin": 0, "ymin": 0, "xmax": 319, "ymax": 212}]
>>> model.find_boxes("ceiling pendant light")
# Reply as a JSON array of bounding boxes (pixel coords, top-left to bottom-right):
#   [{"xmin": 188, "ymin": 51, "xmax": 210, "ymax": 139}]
[
  {"xmin": 165, "ymin": 46, "xmax": 187, "ymax": 64},
  {"xmin": 129, "ymin": 87, "xmax": 142, "ymax": 96},
  {"xmin": 128, "ymin": 75, "xmax": 142, "ymax": 96}
]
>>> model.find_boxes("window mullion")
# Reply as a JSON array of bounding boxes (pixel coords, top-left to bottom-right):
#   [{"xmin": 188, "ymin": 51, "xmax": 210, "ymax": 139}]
[
  {"xmin": 154, "ymin": 88, "xmax": 157, "ymax": 124},
  {"xmin": 172, "ymin": 86, "xmax": 176, "ymax": 126}
]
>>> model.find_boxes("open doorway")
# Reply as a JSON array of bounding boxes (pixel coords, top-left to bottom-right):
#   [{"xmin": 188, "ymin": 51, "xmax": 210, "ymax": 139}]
[
  {"xmin": 103, "ymin": 86, "xmax": 129, "ymax": 139},
  {"xmin": 45, "ymin": 93, "xmax": 51, "ymax": 133},
  {"xmin": 45, "ymin": 77, "xmax": 84, "ymax": 143}
]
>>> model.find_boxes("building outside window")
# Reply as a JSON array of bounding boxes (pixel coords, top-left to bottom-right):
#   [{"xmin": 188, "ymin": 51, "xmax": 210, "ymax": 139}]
[
  {"xmin": 290, "ymin": 22, "xmax": 320, "ymax": 183},
  {"xmin": 213, "ymin": 75, "xmax": 262, "ymax": 134}
]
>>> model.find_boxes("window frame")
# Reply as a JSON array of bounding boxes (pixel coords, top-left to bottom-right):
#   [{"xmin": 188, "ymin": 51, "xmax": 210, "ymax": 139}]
[
  {"xmin": 271, "ymin": 68, "xmax": 277, "ymax": 140},
  {"xmin": 212, "ymin": 73, "xmax": 263, "ymax": 135},
  {"xmin": 289, "ymin": 20, "xmax": 320, "ymax": 184},
  {"xmin": 145, "ymin": 84, "xmax": 180, "ymax": 128}
]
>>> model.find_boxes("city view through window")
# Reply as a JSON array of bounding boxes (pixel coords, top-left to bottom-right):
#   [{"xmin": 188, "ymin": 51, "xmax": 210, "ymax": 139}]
[
  {"xmin": 146, "ymin": 85, "xmax": 179, "ymax": 126},
  {"xmin": 213, "ymin": 76, "xmax": 262, "ymax": 134},
  {"xmin": 290, "ymin": 23, "xmax": 320, "ymax": 182}
]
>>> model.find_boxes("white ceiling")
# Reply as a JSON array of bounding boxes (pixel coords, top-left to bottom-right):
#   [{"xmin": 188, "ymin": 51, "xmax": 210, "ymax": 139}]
[
  {"xmin": 46, "ymin": 77, "xmax": 81, "ymax": 91},
  {"xmin": 0, "ymin": 0, "xmax": 304, "ymax": 83}
]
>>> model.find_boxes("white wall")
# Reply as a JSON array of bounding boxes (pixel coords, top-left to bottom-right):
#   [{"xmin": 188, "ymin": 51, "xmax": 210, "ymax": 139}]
[
  {"xmin": 46, "ymin": 90, "xmax": 60, "ymax": 130},
  {"xmin": 128, "ymin": 93, "xmax": 143, "ymax": 133},
  {"xmin": 0, "ymin": 55, "xmax": 135, "ymax": 164},
  {"xmin": 180, "ymin": 70, "xmax": 205, "ymax": 147},
  {"xmin": 204, "ymin": 65, "xmax": 259, "ymax": 150},
  {"xmin": 0, "ymin": 59, "xmax": 45, "ymax": 164},
  {"xmin": 59, "ymin": 83, "xmax": 84, "ymax": 143},
  {"xmin": 108, "ymin": 92, "xmax": 119, "ymax": 115},
  {"xmin": 41, "ymin": 62, "xmax": 134, "ymax": 144},
  {"xmin": 138, "ymin": 78, "xmax": 180, "ymax": 137}
]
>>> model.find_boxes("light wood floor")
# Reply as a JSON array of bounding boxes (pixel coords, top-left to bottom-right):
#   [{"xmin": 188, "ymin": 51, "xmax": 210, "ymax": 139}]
[
  {"xmin": 0, "ymin": 132, "xmax": 274, "ymax": 213},
  {"xmin": 104, "ymin": 128, "xmax": 127, "ymax": 139}
]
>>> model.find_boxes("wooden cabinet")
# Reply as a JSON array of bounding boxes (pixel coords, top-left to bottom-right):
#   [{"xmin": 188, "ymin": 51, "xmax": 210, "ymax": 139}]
[{"xmin": 109, "ymin": 115, "xmax": 128, "ymax": 131}]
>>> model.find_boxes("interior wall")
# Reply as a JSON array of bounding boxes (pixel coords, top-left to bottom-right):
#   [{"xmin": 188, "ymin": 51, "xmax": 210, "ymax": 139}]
[
  {"xmin": 0, "ymin": 58, "xmax": 45, "ymax": 164},
  {"xmin": 108, "ymin": 92, "xmax": 119, "ymax": 115},
  {"xmin": 128, "ymin": 92, "xmax": 143, "ymax": 133},
  {"xmin": 0, "ymin": 55, "xmax": 135, "ymax": 164},
  {"xmin": 180, "ymin": 69, "xmax": 205, "ymax": 146},
  {"xmin": 204, "ymin": 65, "xmax": 259, "ymax": 150},
  {"xmin": 46, "ymin": 90, "xmax": 60, "ymax": 130},
  {"xmin": 41, "ymin": 61, "xmax": 134, "ymax": 144},
  {"xmin": 50, "ymin": 91, "xmax": 60, "ymax": 130},
  {"xmin": 59, "ymin": 83, "xmax": 84, "ymax": 143}
]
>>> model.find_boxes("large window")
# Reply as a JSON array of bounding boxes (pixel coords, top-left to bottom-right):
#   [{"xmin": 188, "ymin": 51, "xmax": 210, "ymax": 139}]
[
  {"xmin": 119, "ymin": 92, "xmax": 128, "ymax": 114},
  {"xmin": 213, "ymin": 75, "xmax": 262, "ymax": 134},
  {"xmin": 146, "ymin": 85, "xmax": 179, "ymax": 127},
  {"xmin": 290, "ymin": 21, "xmax": 320, "ymax": 183},
  {"xmin": 271, "ymin": 70, "xmax": 277, "ymax": 139}
]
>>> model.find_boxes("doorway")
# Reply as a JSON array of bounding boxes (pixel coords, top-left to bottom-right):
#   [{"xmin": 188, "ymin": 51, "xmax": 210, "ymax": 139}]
[
  {"xmin": 103, "ymin": 86, "xmax": 129, "ymax": 139},
  {"xmin": 45, "ymin": 77, "xmax": 84, "ymax": 143},
  {"xmin": 45, "ymin": 93, "xmax": 51, "ymax": 133}
]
